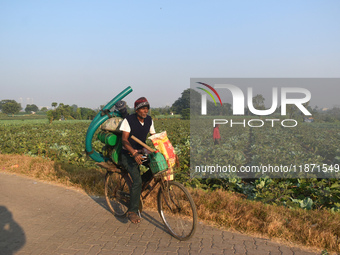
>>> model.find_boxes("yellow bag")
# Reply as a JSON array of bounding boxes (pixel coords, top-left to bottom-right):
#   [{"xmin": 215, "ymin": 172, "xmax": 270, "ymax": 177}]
[{"xmin": 148, "ymin": 131, "xmax": 176, "ymax": 181}]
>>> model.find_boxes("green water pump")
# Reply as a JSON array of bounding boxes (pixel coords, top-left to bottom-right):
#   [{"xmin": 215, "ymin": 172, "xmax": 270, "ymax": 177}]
[{"xmin": 85, "ymin": 86, "xmax": 132, "ymax": 162}]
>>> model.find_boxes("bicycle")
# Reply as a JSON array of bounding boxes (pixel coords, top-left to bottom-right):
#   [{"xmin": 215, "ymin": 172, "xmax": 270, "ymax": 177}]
[
  {"xmin": 96, "ymin": 152, "xmax": 197, "ymax": 241},
  {"xmin": 85, "ymin": 87, "xmax": 197, "ymax": 240}
]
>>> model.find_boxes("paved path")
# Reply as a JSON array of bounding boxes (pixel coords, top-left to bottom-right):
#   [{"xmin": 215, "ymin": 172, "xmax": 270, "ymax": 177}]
[{"xmin": 0, "ymin": 172, "xmax": 319, "ymax": 255}]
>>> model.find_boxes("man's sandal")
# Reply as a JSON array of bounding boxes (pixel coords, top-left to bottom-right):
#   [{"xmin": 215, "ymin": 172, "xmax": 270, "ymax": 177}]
[{"xmin": 127, "ymin": 212, "xmax": 141, "ymax": 224}]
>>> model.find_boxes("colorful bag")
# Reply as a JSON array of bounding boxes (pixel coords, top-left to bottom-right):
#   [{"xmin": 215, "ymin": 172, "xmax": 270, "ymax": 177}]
[{"xmin": 148, "ymin": 131, "xmax": 176, "ymax": 181}]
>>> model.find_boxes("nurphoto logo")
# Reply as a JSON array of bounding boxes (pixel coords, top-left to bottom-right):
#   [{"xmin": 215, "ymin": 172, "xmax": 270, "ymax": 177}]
[
  {"xmin": 199, "ymin": 82, "xmax": 312, "ymax": 116},
  {"xmin": 190, "ymin": 78, "xmax": 340, "ymax": 179},
  {"xmin": 196, "ymin": 81, "xmax": 312, "ymax": 128}
]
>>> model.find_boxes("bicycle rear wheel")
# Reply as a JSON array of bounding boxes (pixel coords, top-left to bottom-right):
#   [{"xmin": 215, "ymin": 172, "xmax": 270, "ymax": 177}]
[
  {"xmin": 157, "ymin": 181, "xmax": 197, "ymax": 240},
  {"xmin": 104, "ymin": 171, "xmax": 131, "ymax": 216}
]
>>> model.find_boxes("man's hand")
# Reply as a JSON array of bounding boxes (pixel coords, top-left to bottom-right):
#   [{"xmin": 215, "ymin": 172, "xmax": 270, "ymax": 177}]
[
  {"xmin": 133, "ymin": 153, "xmax": 143, "ymax": 165},
  {"xmin": 121, "ymin": 131, "xmax": 147, "ymax": 165}
]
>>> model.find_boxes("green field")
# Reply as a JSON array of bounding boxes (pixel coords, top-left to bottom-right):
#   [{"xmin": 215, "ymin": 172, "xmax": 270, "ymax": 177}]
[
  {"xmin": 0, "ymin": 118, "xmax": 190, "ymax": 169},
  {"xmin": 191, "ymin": 118, "xmax": 340, "ymax": 178},
  {"xmin": 0, "ymin": 117, "xmax": 339, "ymax": 213}
]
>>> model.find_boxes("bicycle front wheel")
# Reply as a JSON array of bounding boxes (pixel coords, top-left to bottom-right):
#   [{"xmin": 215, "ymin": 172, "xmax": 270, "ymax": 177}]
[
  {"xmin": 104, "ymin": 171, "xmax": 131, "ymax": 217},
  {"xmin": 157, "ymin": 181, "xmax": 197, "ymax": 240}
]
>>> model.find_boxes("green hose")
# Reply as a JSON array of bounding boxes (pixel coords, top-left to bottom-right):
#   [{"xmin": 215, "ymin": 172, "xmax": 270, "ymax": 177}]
[{"xmin": 85, "ymin": 86, "xmax": 132, "ymax": 162}]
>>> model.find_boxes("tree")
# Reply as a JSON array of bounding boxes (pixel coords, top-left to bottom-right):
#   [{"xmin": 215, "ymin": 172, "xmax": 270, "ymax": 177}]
[
  {"xmin": 1, "ymin": 100, "xmax": 21, "ymax": 115},
  {"xmin": 181, "ymin": 108, "xmax": 190, "ymax": 120},
  {"xmin": 151, "ymin": 106, "xmax": 171, "ymax": 116},
  {"xmin": 25, "ymin": 104, "xmax": 39, "ymax": 113},
  {"xmin": 80, "ymin": 107, "xmax": 96, "ymax": 120},
  {"xmin": 0, "ymin": 100, "xmax": 18, "ymax": 111},
  {"xmin": 51, "ymin": 102, "xmax": 57, "ymax": 109},
  {"xmin": 171, "ymin": 88, "xmax": 201, "ymax": 116},
  {"xmin": 150, "ymin": 109, "xmax": 160, "ymax": 118},
  {"xmin": 75, "ymin": 108, "xmax": 82, "ymax": 120},
  {"xmin": 40, "ymin": 107, "xmax": 48, "ymax": 112},
  {"xmin": 285, "ymin": 101, "xmax": 311, "ymax": 120},
  {"xmin": 71, "ymin": 104, "xmax": 78, "ymax": 113},
  {"xmin": 46, "ymin": 110, "xmax": 54, "ymax": 123},
  {"xmin": 171, "ymin": 89, "xmax": 191, "ymax": 114},
  {"xmin": 55, "ymin": 103, "xmax": 73, "ymax": 120},
  {"xmin": 252, "ymin": 94, "xmax": 265, "ymax": 110},
  {"xmin": 221, "ymin": 103, "xmax": 232, "ymax": 116}
]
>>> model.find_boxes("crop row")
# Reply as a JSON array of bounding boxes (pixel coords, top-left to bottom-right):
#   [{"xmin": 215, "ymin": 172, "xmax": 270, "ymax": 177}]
[
  {"xmin": 1, "ymin": 118, "xmax": 339, "ymax": 211},
  {"xmin": 0, "ymin": 119, "xmax": 191, "ymax": 170},
  {"xmin": 190, "ymin": 119, "xmax": 340, "ymax": 179}
]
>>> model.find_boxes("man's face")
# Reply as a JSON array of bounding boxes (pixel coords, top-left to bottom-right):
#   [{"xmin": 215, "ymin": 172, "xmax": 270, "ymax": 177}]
[{"xmin": 136, "ymin": 106, "xmax": 149, "ymax": 119}]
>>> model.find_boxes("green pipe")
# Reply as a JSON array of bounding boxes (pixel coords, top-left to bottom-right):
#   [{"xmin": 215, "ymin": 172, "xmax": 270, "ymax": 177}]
[
  {"xmin": 89, "ymin": 86, "xmax": 132, "ymax": 130},
  {"xmin": 85, "ymin": 86, "xmax": 132, "ymax": 162}
]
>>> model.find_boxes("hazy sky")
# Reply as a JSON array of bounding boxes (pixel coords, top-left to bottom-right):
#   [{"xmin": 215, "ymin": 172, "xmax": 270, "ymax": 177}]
[{"xmin": 1, "ymin": 0, "xmax": 339, "ymax": 109}]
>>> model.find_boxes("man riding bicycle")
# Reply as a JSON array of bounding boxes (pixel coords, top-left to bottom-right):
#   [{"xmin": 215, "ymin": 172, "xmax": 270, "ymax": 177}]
[{"xmin": 119, "ymin": 97, "xmax": 155, "ymax": 223}]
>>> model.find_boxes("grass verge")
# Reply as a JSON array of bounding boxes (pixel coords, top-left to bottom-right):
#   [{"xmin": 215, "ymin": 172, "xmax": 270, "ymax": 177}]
[
  {"xmin": 0, "ymin": 153, "xmax": 106, "ymax": 195},
  {"xmin": 1, "ymin": 153, "xmax": 339, "ymax": 253}
]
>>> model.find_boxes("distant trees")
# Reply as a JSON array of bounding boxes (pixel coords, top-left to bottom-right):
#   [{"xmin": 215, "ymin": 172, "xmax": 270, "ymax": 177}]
[
  {"xmin": 150, "ymin": 109, "xmax": 160, "ymax": 118},
  {"xmin": 25, "ymin": 104, "xmax": 39, "ymax": 113},
  {"xmin": 152, "ymin": 106, "xmax": 171, "ymax": 115},
  {"xmin": 149, "ymin": 106, "xmax": 172, "ymax": 118},
  {"xmin": 170, "ymin": 88, "xmax": 340, "ymax": 123},
  {"xmin": 0, "ymin": 100, "xmax": 11, "ymax": 111},
  {"xmin": 79, "ymin": 107, "xmax": 97, "ymax": 120},
  {"xmin": 46, "ymin": 102, "xmax": 97, "ymax": 123},
  {"xmin": 171, "ymin": 89, "xmax": 191, "ymax": 114},
  {"xmin": 181, "ymin": 108, "xmax": 190, "ymax": 120},
  {"xmin": 315, "ymin": 107, "xmax": 340, "ymax": 122},
  {"xmin": 171, "ymin": 89, "xmax": 201, "ymax": 119},
  {"xmin": 284, "ymin": 101, "xmax": 311, "ymax": 119},
  {"xmin": 0, "ymin": 100, "xmax": 22, "ymax": 115},
  {"xmin": 252, "ymin": 94, "xmax": 265, "ymax": 110},
  {"xmin": 171, "ymin": 88, "xmax": 232, "ymax": 118}
]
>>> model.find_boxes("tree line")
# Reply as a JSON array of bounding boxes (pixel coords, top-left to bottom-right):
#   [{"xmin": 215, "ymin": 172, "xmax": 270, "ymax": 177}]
[
  {"xmin": 170, "ymin": 88, "xmax": 340, "ymax": 122},
  {"xmin": 0, "ymin": 100, "xmax": 97, "ymax": 122},
  {"xmin": 46, "ymin": 103, "xmax": 97, "ymax": 123},
  {"xmin": 0, "ymin": 100, "xmax": 48, "ymax": 115},
  {"xmin": 1, "ymin": 89, "xmax": 340, "ymax": 122}
]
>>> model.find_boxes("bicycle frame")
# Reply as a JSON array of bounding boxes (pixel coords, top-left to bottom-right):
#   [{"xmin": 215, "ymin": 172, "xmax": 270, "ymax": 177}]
[
  {"xmin": 141, "ymin": 171, "xmax": 169, "ymax": 201},
  {"xmin": 97, "ymin": 160, "xmax": 169, "ymax": 201}
]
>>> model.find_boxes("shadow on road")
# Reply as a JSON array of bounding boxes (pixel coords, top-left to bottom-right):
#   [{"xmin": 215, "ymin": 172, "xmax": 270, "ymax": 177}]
[
  {"xmin": 88, "ymin": 195, "xmax": 169, "ymax": 234},
  {"xmin": 88, "ymin": 195, "xmax": 129, "ymax": 223},
  {"xmin": 141, "ymin": 211, "xmax": 168, "ymax": 233},
  {"xmin": 0, "ymin": 206, "xmax": 26, "ymax": 255}
]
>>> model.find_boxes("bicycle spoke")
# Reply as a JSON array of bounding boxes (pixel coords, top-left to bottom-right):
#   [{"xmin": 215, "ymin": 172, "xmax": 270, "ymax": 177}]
[
  {"xmin": 157, "ymin": 181, "xmax": 197, "ymax": 240},
  {"xmin": 105, "ymin": 171, "xmax": 131, "ymax": 216}
]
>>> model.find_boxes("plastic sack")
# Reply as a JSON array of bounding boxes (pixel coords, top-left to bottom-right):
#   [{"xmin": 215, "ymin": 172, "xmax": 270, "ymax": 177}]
[
  {"xmin": 100, "ymin": 117, "xmax": 123, "ymax": 132},
  {"xmin": 148, "ymin": 131, "xmax": 175, "ymax": 181}
]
